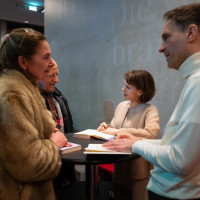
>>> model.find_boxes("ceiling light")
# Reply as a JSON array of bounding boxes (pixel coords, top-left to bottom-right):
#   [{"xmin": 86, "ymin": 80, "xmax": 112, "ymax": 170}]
[{"xmin": 29, "ymin": 5, "xmax": 37, "ymax": 12}]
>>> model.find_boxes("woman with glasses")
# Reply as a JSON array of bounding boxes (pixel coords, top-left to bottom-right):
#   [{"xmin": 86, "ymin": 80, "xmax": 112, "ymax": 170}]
[
  {"xmin": 0, "ymin": 28, "xmax": 68, "ymax": 200},
  {"xmin": 98, "ymin": 70, "xmax": 160, "ymax": 200}
]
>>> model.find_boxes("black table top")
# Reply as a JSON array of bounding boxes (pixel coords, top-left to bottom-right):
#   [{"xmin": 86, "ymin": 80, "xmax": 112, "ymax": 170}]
[{"xmin": 61, "ymin": 133, "xmax": 140, "ymax": 165}]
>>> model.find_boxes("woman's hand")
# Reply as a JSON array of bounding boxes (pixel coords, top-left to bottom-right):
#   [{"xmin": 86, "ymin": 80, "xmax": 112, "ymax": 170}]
[
  {"xmin": 64, "ymin": 142, "xmax": 72, "ymax": 147},
  {"xmin": 97, "ymin": 122, "xmax": 109, "ymax": 131},
  {"xmin": 101, "ymin": 128, "xmax": 118, "ymax": 135},
  {"xmin": 50, "ymin": 128, "xmax": 68, "ymax": 148}
]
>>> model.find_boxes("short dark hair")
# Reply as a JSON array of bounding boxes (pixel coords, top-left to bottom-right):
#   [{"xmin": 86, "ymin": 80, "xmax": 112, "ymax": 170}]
[
  {"xmin": 124, "ymin": 70, "xmax": 156, "ymax": 103},
  {"xmin": 163, "ymin": 3, "xmax": 200, "ymax": 32},
  {"xmin": 0, "ymin": 28, "xmax": 46, "ymax": 74}
]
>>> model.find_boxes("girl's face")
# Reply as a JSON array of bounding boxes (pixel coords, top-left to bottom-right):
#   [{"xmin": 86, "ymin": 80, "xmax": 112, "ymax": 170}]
[
  {"xmin": 122, "ymin": 80, "xmax": 142, "ymax": 103},
  {"xmin": 21, "ymin": 40, "xmax": 54, "ymax": 82}
]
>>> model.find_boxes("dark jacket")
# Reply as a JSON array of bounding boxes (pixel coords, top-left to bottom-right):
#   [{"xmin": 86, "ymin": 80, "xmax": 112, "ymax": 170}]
[{"xmin": 43, "ymin": 87, "xmax": 73, "ymax": 133}]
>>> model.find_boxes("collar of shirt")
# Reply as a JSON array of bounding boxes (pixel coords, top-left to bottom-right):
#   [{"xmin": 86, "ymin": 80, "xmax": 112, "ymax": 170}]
[{"xmin": 179, "ymin": 52, "xmax": 200, "ymax": 79}]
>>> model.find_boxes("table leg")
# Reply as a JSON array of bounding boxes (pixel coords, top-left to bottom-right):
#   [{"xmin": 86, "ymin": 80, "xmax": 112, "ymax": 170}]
[{"xmin": 86, "ymin": 165, "xmax": 99, "ymax": 200}]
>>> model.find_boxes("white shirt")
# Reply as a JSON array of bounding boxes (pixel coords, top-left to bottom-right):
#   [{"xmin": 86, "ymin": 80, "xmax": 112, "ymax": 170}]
[{"xmin": 132, "ymin": 52, "xmax": 200, "ymax": 199}]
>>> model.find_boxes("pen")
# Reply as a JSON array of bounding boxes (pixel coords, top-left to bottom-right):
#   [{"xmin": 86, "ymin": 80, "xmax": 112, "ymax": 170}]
[
  {"xmin": 105, "ymin": 123, "xmax": 110, "ymax": 128},
  {"xmin": 56, "ymin": 124, "xmax": 61, "ymax": 129},
  {"xmin": 108, "ymin": 135, "xmax": 117, "ymax": 141}
]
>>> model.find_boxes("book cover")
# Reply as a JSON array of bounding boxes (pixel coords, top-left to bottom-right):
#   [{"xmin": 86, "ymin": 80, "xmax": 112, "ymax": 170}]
[
  {"xmin": 84, "ymin": 144, "xmax": 132, "ymax": 155},
  {"xmin": 60, "ymin": 142, "xmax": 82, "ymax": 154},
  {"xmin": 74, "ymin": 129, "xmax": 116, "ymax": 141}
]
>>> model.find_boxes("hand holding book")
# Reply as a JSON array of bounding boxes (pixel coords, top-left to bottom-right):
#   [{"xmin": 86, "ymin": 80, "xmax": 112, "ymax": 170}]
[{"xmin": 60, "ymin": 142, "xmax": 81, "ymax": 154}]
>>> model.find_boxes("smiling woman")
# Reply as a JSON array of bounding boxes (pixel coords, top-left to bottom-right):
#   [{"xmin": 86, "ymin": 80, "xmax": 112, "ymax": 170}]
[
  {"xmin": 0, "ymin": 28, "xmax": 53, "ymax": 83},
  {"xmin": 18, "ymin": 39, "xmax": 54, "ymax": 82},
  {"xmin": 0, "ymin": 28, "xmax": 68, "ymax": 200}
]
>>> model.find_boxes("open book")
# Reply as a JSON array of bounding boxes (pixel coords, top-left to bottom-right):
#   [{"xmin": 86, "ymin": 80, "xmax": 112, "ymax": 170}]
[
  {"xmin": 84, "ymin": 144, "xmax": 132, "ymax": 155},
  {"xmin": 60, "ymin": 142, "xmax": 81, "ymax": 154},
  {"xmin": 74, "ymin": 129, "xmax": 116, "ymax": 141}
]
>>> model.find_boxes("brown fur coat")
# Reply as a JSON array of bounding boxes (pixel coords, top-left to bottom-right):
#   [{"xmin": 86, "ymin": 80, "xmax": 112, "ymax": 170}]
[{"xmin": 0, "ymin": 70, "xmax": 61, "ymax": 200}]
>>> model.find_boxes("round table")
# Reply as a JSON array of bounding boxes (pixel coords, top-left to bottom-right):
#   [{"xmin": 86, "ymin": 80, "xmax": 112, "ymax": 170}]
[{"xmin": 59, "ymin": 133, "xmax": 140, "ymax": 200}]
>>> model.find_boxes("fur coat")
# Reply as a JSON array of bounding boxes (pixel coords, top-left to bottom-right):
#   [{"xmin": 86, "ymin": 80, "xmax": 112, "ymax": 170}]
[{"xmin": 0, "ymin": 70, "xmax": 61, "ymax": 200}]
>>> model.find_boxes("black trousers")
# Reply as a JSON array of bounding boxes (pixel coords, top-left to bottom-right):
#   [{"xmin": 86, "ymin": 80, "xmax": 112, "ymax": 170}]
[
  {"xmin": 54, "ymin": 162, "xmax": 76, "ymax": 197},
  {"xmin": 148, "ymin": 190, "xmax": 200, "ymax": 200}
]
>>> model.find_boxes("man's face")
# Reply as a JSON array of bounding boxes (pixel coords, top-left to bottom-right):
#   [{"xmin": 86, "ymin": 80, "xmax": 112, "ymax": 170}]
[
  {"xmin": 43, "ymin": 65, "xmax": 59, "ymax": 92},
  {"xmin": 159, "ymin": 20, "xmax": 188, "ymax": 70}
]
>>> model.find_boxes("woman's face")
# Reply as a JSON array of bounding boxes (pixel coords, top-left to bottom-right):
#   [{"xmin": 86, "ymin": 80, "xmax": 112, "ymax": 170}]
[
  {"xmin": 23, "ymin": 40, "xmax": 54, "ymax": 82},
  {"xmin": 122, "ymin": 80, "xmax": 142, "ymax": 103}
]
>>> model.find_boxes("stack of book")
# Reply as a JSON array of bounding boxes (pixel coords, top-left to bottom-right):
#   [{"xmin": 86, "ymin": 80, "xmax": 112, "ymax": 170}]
[{"xmin": 60, "ymin": 142, "xmax": 81, "ymax": 154}]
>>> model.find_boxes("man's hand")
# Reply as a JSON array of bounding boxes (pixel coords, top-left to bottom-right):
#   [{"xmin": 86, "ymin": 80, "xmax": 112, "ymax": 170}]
[{"xmin": 102, "ymin": 133, "xmax": 141, "ymax": 153}]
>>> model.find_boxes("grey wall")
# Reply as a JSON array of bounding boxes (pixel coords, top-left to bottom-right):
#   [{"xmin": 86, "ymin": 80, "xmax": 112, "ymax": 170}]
[{"xmin": 45, "ymin": 0, "xmax": 199, "ymax": 137}]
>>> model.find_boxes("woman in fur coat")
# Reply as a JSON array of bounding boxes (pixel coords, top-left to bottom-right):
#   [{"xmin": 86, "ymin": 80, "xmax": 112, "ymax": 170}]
[{"xmin": 0, "ymin": 28, "xmax": 68, "ymax": 200}]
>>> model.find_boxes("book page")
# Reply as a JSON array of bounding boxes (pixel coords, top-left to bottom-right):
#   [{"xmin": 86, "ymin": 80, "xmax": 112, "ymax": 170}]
[
  {"xmin": 85, "ymin": 144, "xmax": 113, "ymax": 152},
  {"xmin": 84, "ymin": 144, "xmax": 132, "ymax": 155},
  {"xmin": 74, "ymin": 129, "xmax": 116, "ymax": 140}
]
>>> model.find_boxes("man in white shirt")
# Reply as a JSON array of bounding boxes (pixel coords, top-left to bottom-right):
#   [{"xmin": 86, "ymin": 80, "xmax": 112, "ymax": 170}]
[{"xmin": 103, "ymin": 3, "xmax": 200, "ymax": 200}]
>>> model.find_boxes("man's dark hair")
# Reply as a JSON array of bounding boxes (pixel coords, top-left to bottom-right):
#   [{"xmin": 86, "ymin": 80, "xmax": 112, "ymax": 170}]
[{"xmin": 163, "ymin": 3, "xmax": 200, "ymax": 31}]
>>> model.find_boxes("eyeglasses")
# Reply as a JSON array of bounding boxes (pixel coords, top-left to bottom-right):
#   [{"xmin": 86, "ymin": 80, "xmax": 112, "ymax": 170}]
[{"xmin": 19, "ymin": 28, "xmax": 35, "ymax": 48}]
